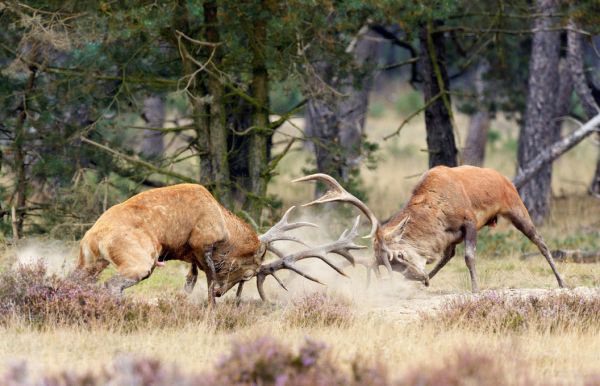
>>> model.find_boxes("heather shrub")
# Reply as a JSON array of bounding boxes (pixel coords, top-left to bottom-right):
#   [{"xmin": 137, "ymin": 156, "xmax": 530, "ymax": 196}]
[
  {"xmin": 400, "ymin": 348, "xmax": 535, "ymax": 386},
  {"xmin": 423, "ymin": 291, "xmax": 600, "ymax": 333},
  {"xmin": 0, "ymin": 337, "xmax": 390, "ymax": 386},
  {"xmin": 284, "ymin": 292, "xmax": 354, "ymax": 327},
  {"xmin": 1, "ymin": 356, "xmax": 198, "ymax": 386},
  {"xmin": 204, "ymin": 336, "xmax": 389, "ymax": 386},
  {"xmin": 0, "ymin": 263, "xmax": 262, "ymax": 330}
]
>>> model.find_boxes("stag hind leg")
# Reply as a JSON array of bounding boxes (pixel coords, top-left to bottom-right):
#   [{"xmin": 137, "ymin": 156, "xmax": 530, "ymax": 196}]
[
  {"xmin": 463, "ymin": 222, "xmax": 479, "ymax": 292},
  {"xmin": 504, "ymin": 207, "xmax": 565, "ymax": 288},
  {"xmin": 184, "ymin": 262, "xmax": 198, "ymax": 294},
  {"xmin": 104, "ymin": 241, "xmax": 157, "ymax": 297}
]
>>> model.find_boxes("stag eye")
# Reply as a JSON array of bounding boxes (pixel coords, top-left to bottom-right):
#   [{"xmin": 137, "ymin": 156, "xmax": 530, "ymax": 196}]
[{"xmin": 242, "ymin": 270, "xmax": 254, "ymax": 281}]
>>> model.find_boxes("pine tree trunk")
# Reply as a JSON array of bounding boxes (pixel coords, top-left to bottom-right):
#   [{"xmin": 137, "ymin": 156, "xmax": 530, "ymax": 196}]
[
  {"xmin": 141, "ymin": 95, "xmax": 165, "ymax": 158},
  {"xmin": 591, "ymin": 156, "xmax": 600, "ymax": 197},
  {"xmin": 246, "ymin": 8, "xmax": 269, "ymax": 221},
  {"xmin": 12, "ymin": 65, "xmax": 37, "ymax": 236},
  {"xmin": 419, "ymin": 21, "xmax": 457, "ymax": 168},
  {"xmin": 567, "ymin": 23, "xmax": 600, "ymax": 198},
  {"xmin": 304, "ymin": 28, "xmax": 378, "ymax": 195},
  {"xmin": 463, "ymin": 61, "xmax": 490, "ymax": 166},
  {"xmin": 204, "ymin": 1, "xmax": 231, "ymax": 207},
  {"xmin": 517, "ymin": 0, "xmax": 561, "ymax": 224}
]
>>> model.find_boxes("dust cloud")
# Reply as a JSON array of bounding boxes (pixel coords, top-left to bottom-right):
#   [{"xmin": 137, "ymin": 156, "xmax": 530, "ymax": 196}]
[
  {"xmin": 8, "ymin": 239, "xmax": 78, "ymax": 276},
  {"xmin": 254, "ymin": 206, "xmax": 432, "ymax": 311}
]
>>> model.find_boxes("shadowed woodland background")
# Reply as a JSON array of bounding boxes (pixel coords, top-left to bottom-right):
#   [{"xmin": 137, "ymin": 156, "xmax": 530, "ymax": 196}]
[{"xmin": 1, "ymin": 0, "xmax": 600, "ymax": 238}]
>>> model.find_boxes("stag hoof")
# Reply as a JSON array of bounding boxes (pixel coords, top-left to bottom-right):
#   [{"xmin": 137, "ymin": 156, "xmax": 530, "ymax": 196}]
[{"xmin": 183, "ymin": 282, "xmax": 194, "ymax": 294}]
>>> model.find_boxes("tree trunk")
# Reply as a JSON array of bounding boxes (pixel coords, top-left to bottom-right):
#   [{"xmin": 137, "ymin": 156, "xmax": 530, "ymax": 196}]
[
  {"xmin": 567, "ymin": 22, "xmax": 600, "ymax": 198},
  {"xmin": 12, "ymin": 64, "xmax": 37, "ymax": 236},
  {"xmin": 204, "ymin": 1, "xmax": 231, "ymax": 207},
  {"xmin": 419, "ymin": 21, "xmax": 457, "ymax": 168},
  {"xmin": 140, "ymin": 95, "xmax": 165, "ymax": 158},
  {"xmin": 246, "ymin": 7, "xmax": 270, "ymax": 221},
  {"xmin": 591, "ymin": 156, "xmax": 600, "ymax": 198},
  {"xmin": 304, "ymin": 28, "xmax": 378, "ymax": 195},
  {"xmin": 517, "ymin": 0, "xmax": 561, "ymax": 224},
  {"xmin": 463, "ymin": 61, "xmax": 490, "ymax": 166}
]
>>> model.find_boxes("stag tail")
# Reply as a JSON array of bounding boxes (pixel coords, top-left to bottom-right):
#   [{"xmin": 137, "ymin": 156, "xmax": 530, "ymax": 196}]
[
  {"xmin": 292, "ymin": 173, "xmax": 380, "ymax": 239},
  {"xmin": 72, "ymin": 238, "xmax": 109, "ymax": 281}
]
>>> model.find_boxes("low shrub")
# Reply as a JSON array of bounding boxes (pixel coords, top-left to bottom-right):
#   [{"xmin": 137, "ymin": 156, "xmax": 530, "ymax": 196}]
[
  {"xmin": 0, "ymin": 263, "xmax": 262, "ymax": 330},
  {"xmin": 284, "ymin": 292, "xmax": 354, "ymax": 327},
  {"xmin": 1, "ymin": 337, "xmax": 390, "ymax": 386},
  {"xmin": 0, "ymin": 337, "xmax": 554, "ymax": 386},
  {"xmin": 423, "ymin": 291, "xmax": 600, "ymax": 333},
  {"xmin": 399, "ymin": 348, "xmax": 535, "ymax": 386}
]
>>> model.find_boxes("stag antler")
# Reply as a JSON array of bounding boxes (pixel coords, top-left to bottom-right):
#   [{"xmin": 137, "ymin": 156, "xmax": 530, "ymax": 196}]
[
  {"xmin": 259, "ymin": 206, "xmax": 318, "ymax": 246},
  {"xmin": 293, "ymin": 173, "xmax": 395, "ymax": 274},
  {"xmin": 255, "ymin": 216, "xmax": 365, "ymax": 301},
  {"xmin": 292, "ymin": 174, "xmax": 380, "ymax": 239}
]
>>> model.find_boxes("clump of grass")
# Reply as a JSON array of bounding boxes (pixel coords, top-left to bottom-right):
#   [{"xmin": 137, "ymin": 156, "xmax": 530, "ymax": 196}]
[
  {"xmin": 284, "ymin": 292, "xmax": 354, "ymax": 327},
  {"xmin": 423, "ymin": 291, "xmax": 600, "ymax": 333},
  {"xmin": 0, "ymin": 263, "xmax": 262, "ymax": 331}
]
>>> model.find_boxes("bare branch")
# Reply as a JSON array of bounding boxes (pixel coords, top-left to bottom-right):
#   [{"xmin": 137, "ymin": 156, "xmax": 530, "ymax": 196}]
[
  {"xmin": 80, "ymin": 137, "xmax": 197, "ymax": 184},
  {"xmin": 513, "ymin": 113, "xmax": 600, "ymax": 188}
]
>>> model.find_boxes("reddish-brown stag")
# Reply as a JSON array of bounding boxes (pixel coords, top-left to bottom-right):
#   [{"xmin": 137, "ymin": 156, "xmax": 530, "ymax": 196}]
[
  {"xmin": 75, "ymin": 184, "xmax": 364, "ymax": 304},
  {"xmin": 295, "ymin": 166, "xmax": 565, "ymax": 291}
]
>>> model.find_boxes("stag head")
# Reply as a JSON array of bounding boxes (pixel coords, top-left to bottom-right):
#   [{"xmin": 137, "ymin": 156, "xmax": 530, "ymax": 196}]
[{"xmin": 294, "ymin": 173, "xmax": 430, "ymax": 286}]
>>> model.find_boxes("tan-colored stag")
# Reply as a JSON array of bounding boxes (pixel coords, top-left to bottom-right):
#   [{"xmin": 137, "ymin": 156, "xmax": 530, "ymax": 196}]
[
  {"xmin": 75, "ymin": 183, "xmax": 364, "ymax": 304},
  {"xmin": 295, "ymin": 165, "xmax": 565, "ymax": 291}
]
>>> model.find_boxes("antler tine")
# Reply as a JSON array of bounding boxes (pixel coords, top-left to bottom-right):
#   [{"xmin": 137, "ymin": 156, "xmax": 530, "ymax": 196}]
[
  {"xmin": 256, "ymin": 216, "xmax": 365, "ymax": 300},
  {"xmin": 259, "ymin": 206, "xmax": 318, "ymax": 246},
  {"xmin": 293, "ymin": 173, "xmax": 380, "ymax": 239}
]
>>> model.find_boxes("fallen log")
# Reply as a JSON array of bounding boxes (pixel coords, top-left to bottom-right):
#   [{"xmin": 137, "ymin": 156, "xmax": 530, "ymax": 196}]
[{"xmin": 520, "ymin": 249, "xmax": 600, "ymax": 263}]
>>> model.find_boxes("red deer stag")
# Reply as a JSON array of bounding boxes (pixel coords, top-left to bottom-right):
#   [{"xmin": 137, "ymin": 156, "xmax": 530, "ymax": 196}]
[
  {"xmin": 294, "ymin": 166, "xmax": 565, "ymax": 292},
  {"xmin": 75, "ymin": 184, "xmax": 362, "ymax": 304}
]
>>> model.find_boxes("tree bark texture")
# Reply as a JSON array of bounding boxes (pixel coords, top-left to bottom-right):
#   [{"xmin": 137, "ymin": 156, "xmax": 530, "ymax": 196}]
[
  {"xmin": 140, "ymin": 95, "xmax": 165, "ymax": 158},
  {"xmin": 517, "ymin": 0, "xmax": 560, "ymax": 224},
  {"xmin": 463, "ymin": 61, "xmax": 490, "ymax": 166},
  {"xmin": 419, "ymin": 21, "xmax": 457, "ymax": 168}
]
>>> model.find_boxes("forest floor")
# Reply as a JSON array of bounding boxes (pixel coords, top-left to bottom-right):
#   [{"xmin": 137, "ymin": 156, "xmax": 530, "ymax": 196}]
[{"xmin": 1, "ymin": 100, "xmax": 600, "ymax": 384}]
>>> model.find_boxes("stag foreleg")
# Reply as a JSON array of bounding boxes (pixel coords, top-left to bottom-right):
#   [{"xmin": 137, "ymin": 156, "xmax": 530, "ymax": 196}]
[
  {"xmin": 203, "ymin": 246, "xmax": 217, "ymax": 307},
  {"xmin": 235, "ymin": 281, "xmax": 245, "ymax": 305},
  {"xmin": 184, "ymin": 262, "xmax": 198, "ymax": 294},
  {"xmin": 428, "ymin": 245, "xmax": 456, "ymax": 280},
  {"xmin": 464, "ymin": 222, "xmax": 479, "ymax": 292}
]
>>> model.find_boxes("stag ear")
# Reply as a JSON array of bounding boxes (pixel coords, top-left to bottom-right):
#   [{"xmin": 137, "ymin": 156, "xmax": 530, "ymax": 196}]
[
  {"xmin": 384, "ymin": 216, "xmax": 410, "ymax": 243},
  {"xmin": 255, "ymin": 243, "xmax": 268, "ymax": 263}
]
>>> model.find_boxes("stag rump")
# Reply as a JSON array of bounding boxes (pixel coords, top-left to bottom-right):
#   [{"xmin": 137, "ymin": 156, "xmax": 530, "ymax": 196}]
[
  {"xmin": 295, "ymin": 166, "xmax": 565, "ymax": 292},
  {"xmin": 75, "ymin": 183, "xmax": 363, "ymax": 305}
]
